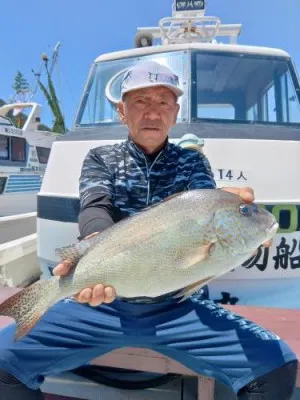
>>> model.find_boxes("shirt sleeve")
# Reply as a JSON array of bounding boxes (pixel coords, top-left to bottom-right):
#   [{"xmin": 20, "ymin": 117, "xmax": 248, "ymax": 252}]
[
  {"xmin": 187, "ymin": 152, "xmax": 217, "ymax": 190},
  {"xmin": 78, "ymin": 148, "xmax": 116, "ymax": 239}
]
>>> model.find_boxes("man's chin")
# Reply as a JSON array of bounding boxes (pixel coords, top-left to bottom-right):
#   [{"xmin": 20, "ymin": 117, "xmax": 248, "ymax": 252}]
[{"xmin": 140, "ymin": 129, "xmax": 161, "ymax": 135}]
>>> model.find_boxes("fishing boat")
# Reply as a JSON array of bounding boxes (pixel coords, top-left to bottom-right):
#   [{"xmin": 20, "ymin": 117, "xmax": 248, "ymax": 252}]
[
  {"xmin": 37, "ymin": 0, "xmax": 300, "ymax": 308},
  {"xmin": 0, "ymin": 1, "xmax": 299, "ymax": 398},
  {"xmin": 0, "ymin": 102, "xmax": 57, "ymax": 216}
]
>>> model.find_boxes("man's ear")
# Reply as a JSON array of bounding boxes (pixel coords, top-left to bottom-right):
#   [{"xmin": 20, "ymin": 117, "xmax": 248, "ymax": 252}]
[
  {"xmin": 172, "ymin": 103, "xmax": 180, "ymax": 126},
  {"xmin": 117, "ymin": 101, "xmax": 127, "ymax": 125}
]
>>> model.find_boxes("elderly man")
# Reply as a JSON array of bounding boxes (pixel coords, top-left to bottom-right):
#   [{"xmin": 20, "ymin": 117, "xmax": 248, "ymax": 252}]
[{"xmin": 0, "ymin": 61, "xmax": 297, "ymax": 399}]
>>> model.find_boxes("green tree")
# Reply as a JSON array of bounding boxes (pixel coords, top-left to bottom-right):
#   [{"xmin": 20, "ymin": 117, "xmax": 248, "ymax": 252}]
[
  {"xmin": 12, "ymin": 71, "xmax": 30, "ymax": 94},
  {"xmin": 37, "ymin": 123, "xmax": 51, "ymax": 131},
  {"xmin": 34, "ymin": 55, "xmax": 66, "ymax": 134}
]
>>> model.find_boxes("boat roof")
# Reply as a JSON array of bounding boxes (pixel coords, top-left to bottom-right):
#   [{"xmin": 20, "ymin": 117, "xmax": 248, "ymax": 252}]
[{"xmin": 95, "ymin": 43, "xmax": 291, "ymax": 63}]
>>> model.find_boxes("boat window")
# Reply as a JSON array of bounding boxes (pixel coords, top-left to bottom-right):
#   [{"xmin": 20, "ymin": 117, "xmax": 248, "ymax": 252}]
[
  {"xmin": 0, "ymin": 116, "xmax": 14, "ymax": 126},
  {"xmin": 77, "ymin": 51, "xmax": 188, "ymax": 126},
  {"xmin": 11, "ymin": 136, "xmax": 26, "ymax": 162},
  {"xmin": 280, "ymin": 70, "xmax": 300, "ymax": 123},
  {"xmin": 36, "ymin": 146, "xmax": 50, "ymax": 164},
  {"xmin": 192, "ymin": 52, "xmax": 300, "ymax": 125},
  {"xmin": 0, "ymin": 135, "xmax": 9, "ymax": 160},
  {"xmin": 198, "ymin": 103, "xmax": 235, "ymax": 120}
]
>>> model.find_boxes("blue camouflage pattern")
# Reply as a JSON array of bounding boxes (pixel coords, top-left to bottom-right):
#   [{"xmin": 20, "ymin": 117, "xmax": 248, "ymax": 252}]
[{"xmin": 79, "ymin": 137, "xmax": 216, "ymax": 217}]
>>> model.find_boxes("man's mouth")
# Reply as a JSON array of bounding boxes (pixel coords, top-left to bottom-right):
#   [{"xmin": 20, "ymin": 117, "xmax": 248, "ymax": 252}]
[{"xmin": 141, "ymin": 127, "xmax": 160, "ymax": 130}]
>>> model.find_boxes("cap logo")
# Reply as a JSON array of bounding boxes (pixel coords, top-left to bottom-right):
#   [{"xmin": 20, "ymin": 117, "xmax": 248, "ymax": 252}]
[
  {"xmin": 148, "ymin": 72, "xmax": 159, "ymax": 82},
  {"xmin": 121, "ymin": 70, "xmax": 133, "ymax": 89},
  {"xmin": 122, "ymin": 70, "xmax": 180, "ymax": 88}
]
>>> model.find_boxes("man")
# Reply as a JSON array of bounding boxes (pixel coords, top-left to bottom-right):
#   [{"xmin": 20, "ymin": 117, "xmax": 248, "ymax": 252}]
[{"xmin": 0, "ymin": 61, "xmax": 297, "ymax": 399}]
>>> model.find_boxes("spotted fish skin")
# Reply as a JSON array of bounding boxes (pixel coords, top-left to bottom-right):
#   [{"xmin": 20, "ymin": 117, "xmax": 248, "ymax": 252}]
[
  {"xmin": 0, "ymin": 279, "xmax": 60, "ymax": 339},
  {"xmin": 0, "ymin": 189, "xmax": 278, "ymax": 340}
]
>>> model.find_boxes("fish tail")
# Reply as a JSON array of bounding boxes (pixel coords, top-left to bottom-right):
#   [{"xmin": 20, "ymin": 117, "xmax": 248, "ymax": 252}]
[{"xmin": 0, "ymin": 278, "xmax": 60, "ymax": 340}]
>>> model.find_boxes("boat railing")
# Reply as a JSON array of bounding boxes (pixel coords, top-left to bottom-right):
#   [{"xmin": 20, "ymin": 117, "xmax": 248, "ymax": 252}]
[
  {"xmin": 0, "ymin": 233, "xmax": 39, "ymax": 287},
  {"xmin": 0, "ymin": 213, "xmax": 39, "ymax": 287},
  {"xmin": 135, "ymin": 0, "xmax": 242, "ymax": 46}
]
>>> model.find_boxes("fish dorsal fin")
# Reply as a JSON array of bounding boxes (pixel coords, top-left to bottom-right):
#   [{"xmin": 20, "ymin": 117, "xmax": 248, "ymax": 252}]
[
  {"xmin": 163, "ymin": 192, "xmax": 184, "ymax": 202},
  {"xmin": 141, "ymin": 192, "xmax": 184, "ymax": 212},
  {"xmin": 55, "ymin": 233, "xmax": 102, "ymax": 264}
]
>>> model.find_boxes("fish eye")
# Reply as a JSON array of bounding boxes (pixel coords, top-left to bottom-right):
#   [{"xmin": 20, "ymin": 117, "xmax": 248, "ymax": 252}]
[{"xmin": 239, "ymin": 204, "xmax": 252, "ymax": 217}]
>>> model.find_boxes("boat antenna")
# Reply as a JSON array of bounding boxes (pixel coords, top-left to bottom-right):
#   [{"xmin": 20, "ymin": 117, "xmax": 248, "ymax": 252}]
[{"xmin": 31, "ymin": 42, "xmax": 61, "ymax": 99}]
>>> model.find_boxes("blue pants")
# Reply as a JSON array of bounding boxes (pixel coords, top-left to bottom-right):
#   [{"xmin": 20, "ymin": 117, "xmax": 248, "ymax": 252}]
[{"xmin": 0, "ymin": 296, "xmax": 296, "ymax": 394}]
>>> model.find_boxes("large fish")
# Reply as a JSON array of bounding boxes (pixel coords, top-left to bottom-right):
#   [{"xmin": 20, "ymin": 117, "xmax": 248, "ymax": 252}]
[{"xmin": 0, "ymin": 189, "xmax": 278, "ymax": 339}]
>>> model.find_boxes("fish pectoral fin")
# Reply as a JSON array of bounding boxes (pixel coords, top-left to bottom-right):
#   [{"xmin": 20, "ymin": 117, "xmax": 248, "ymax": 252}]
[
  {"xmin": 173, "ymin": 276, "xmax": 214, "ymax": 302},
  {"xmin": 174, "ymin": 242, "xmax": 215, "ymax": 270}
]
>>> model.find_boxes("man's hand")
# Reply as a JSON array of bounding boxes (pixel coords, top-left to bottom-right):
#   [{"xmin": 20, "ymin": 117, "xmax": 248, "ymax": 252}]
[
  {"xmin": 53, "ymin": 233, "xmax": 116, "ymax": 306},
  {"xmin": 221, "ymin": 186, "xmax": 273, "ymax": 248},
  {"xmin": 222, "ymin": 186, "xmax": 254, "ymax": 204}
]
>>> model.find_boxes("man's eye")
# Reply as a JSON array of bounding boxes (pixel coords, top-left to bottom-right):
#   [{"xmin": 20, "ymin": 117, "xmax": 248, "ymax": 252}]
[{"xmin": 160, "ymin": 101, "xmax": 171, "ymax": 107}]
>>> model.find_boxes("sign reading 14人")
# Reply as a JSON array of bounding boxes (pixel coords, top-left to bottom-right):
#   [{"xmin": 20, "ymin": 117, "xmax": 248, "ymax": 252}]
[{"xmin": 175, "ymin": 0, "xmax": 205, "ymax": 12}]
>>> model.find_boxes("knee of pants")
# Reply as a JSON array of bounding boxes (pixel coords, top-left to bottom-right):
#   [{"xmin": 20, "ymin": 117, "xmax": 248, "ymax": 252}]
[
  {"xmin": 238, "ymin": 360, "xmax": 298, "ymax": 400},
  {"xmin": 0, "ymin": 323, "xmax": 16, "ymax": 346}
]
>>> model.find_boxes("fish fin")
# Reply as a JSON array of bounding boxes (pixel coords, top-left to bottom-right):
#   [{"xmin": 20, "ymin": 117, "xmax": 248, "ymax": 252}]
[
  {"xmin": 55, "ymin": 233, "xmax": 102, "ymax": 263},
  {"xmin": 163, "ymin": 192, "xmax": 184, "ymax": 202},
  {"xmin": 174, "ymin": 242, "xmax": 215, "ymax": 270},
  {"xmin": 14, "ymin": 310, "xmax": 44, "ymax": 340},
  {"xmin": 174, "ymin": 276, "xmax": 214, "ymax": 302},
  {"xmin": 140, "ymin": 192, "xmax": 184, "ymax": 213},
  {"xmin": 0, "ymin": 278, "xmax": 60, "ymax": 340}
]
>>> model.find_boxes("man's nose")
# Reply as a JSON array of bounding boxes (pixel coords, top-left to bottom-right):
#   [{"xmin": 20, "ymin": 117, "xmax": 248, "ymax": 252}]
[{"xmin": 144, "ymin": 104, "xmax": 160, "ymax": 120}]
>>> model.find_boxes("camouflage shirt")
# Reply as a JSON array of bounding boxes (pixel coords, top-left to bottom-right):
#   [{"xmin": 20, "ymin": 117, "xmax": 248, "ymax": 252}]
[{"xmin": 78, "ymin": 137, "xmax": 216, "ymax": 302}]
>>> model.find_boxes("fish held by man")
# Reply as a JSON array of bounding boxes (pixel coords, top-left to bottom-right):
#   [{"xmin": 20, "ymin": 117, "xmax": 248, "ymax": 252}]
[{"xmin": 0, "ymin": 189, "xmax": 278, "ymax": 339}]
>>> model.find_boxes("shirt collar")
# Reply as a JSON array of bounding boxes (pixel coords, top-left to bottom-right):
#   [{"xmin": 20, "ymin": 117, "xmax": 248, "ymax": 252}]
[{"xmin": 126, "ymin": 136, "xmax": 171, "ymax": 163}]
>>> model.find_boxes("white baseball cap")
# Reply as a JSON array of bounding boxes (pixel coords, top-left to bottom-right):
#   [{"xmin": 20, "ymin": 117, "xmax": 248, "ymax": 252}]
[{"xmin": 120, "ymin": 61, "xmax": 184, "ymax": 99}]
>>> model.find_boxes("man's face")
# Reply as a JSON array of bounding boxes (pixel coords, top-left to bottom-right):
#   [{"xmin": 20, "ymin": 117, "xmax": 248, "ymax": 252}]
[{"xmin": 118, "ymin": 86, "xmax": 180, "ymax": 154}]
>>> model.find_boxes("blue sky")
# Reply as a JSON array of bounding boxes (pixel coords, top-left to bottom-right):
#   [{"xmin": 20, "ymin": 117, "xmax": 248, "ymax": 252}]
[{"xmin": 1, "ymin": 0, "xmax": 299, "ymax": 129}]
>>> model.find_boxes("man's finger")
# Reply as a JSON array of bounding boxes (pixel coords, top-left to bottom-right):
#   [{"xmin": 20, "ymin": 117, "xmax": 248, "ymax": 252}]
[
  {"xmin": 262, "ymin": 239, "xmax": 273, "ymax": 248},
  {"xmin": 88, "ymin": 284, "xmax": 105, "ymax": 307},
  {"xmin": 53, "ymin": 260, "xmax": 73, "ymax": 276},
  {"xmin": 239, "ymin": 187, "xmax": 254, "ymax": 203},
  {"xmin": 222, "ymin": 187, "xmax": 254, "ymax": 203},
  {"xmin": 83, "ymin": 232, "xmax": 100, "ymax": 241},
  {"xmin": 92, "ymin": 284, "xmax": 105, "ymax": 300},
  {"xmin": 104, "ymin": 286, "xmax": 116, "ymax": 303},
  {"xmin": 76, "ymin": 288, "xmax": 93, "ymax": 303}
]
